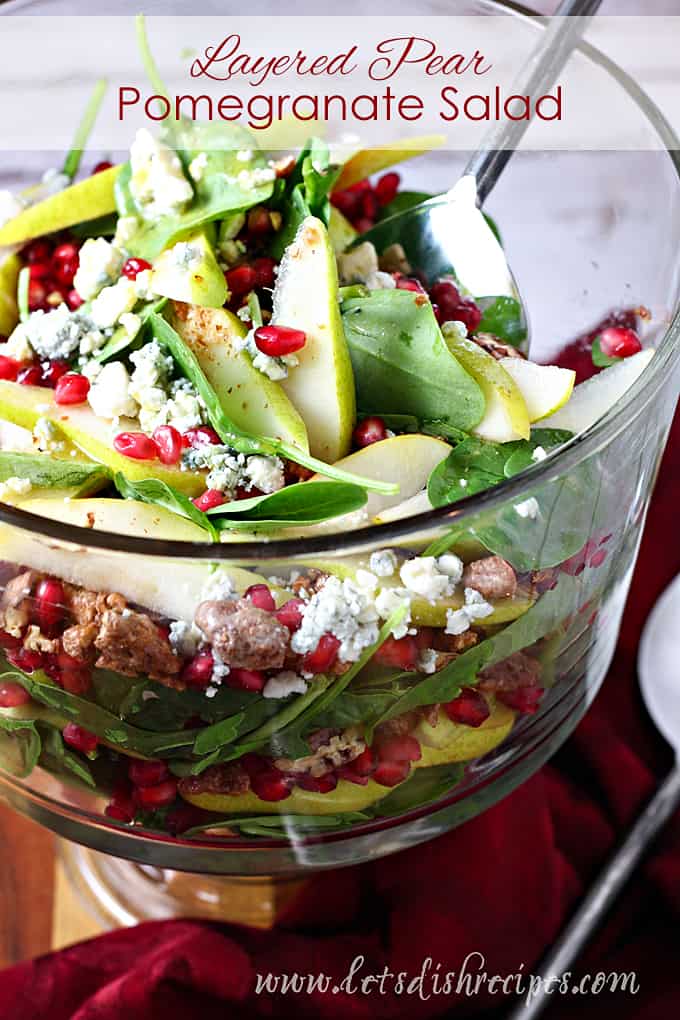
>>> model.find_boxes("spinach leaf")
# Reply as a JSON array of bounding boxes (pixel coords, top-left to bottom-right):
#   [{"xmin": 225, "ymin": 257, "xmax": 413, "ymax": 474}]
[
  {"xmin": 149, "ymin": 313, "xmax": 397, "ymax": 495},
  {"xmin": 0, "ymin": 713, "xmax": 41, "ymax": 777},
  {"xmin": 96, "ymin": 297, "xmax": 168, "ymax": 363},
  {"xmin": 370, "ymin": 574, "xmax": 578, "ymax": 728},
  {"xmin": 369, "ymin": 763, "xmax": 465, "ymax": 818},
  {"xmin": 114, "ymin": 472, "xmax": 219, "ymax": 541},
  {"xmin": 38, "ymin": 726, "xmax": 96, "ymax": 788},
  {"xmin": 209, "ymin": 481, "xmax": 367, "ymax": 530},
  {"xmin": 378, "ymin": 190, "xmax": 432, "ymax": 221},
  {"xmin": 477, "ymin": 296, "xmax": 527, "ymax": 348},
  {"xmin": 0, "ymin": 452, "xmax": 110, "ymax": 495},
  {"xmin": 185, "ymin": 812, "xmax": 371, "ymax": 838},
  {"xmin": 269, "ymin": 137, "xmax": 340, "ymax": 260},
  {"xmin": 341, "ymin": 289, "xmax": 485, "ymax": 432},
  {"xmin": 591, "ymin": 337, "xmax": 621, "ymax": 369},
  {"xmin": 427, "ymin": 429, "xmax": 572, "ymax": 509}
]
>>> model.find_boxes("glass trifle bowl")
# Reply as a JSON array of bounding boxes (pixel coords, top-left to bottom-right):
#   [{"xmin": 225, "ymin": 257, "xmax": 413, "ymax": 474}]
[{"xmin": 0, "ymin": 3, "xmax": 679, "ymax": 927}]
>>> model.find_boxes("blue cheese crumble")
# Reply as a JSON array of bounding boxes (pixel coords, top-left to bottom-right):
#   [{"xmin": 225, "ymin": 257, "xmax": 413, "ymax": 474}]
[
  {"xmin": 129, "ymin": 129, "xmax": 193, "ymax": 219},
  {"xmin": 291, "ymin": 575, "xmax": 380, "ymax": 663},
  {"xmin": 127, "ymin": 341, "xmax": 206, "ymax": 434},
  {"xmin": 445, "ymin": 588, "xmax": 494, "ymax": 635},
  {"xmin": 8, "ymin": 305, "xmax": 104, "ymax": 360},
  {"xmin": 183, "ymin": 444, "xmax": 284, "ymax": 496},
  {"xmin": 73, "ymin": 238, "xmax": 125, "ymax": 301}
]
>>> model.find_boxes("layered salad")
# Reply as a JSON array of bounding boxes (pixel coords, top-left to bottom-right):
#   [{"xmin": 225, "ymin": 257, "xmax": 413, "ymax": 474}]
[{"xmin": 0, "ymin": 52, "xmax": 654, "ymax": 839}]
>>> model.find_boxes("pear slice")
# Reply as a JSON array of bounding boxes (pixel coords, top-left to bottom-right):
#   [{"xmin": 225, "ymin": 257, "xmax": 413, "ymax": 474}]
[
  {"xmin": 498, "ymin": 357, "xmax": 575, "ymax": 422},
  {"xmin": 333, "ymin": 134, "xmax": 446, "ymax": 191},
  {"xmin": 170, "ymin": 302, "xmax": 308, "ymax": 451},
  {"xmin": 0, "ymin": 166, "xmax": 120, "ymax": 247},
  {"xmin": 443, "ymin": 329, "xmax": 530, "ymax": 442},
  {"xmin": 0, "ymin": 381, "xmax": 205, "ymax": 496},
  {"xmin": 0, "ymin": 497, "xmax": 273, "ymax": 620},
  {"xmin": 328, "ymin": 207, "xmax": 358, "ymax": 254},
  {"xmin": 151, "ymin": 232, "xmax": 227, "ymax": 308},
  {"xmin": 372, "ymin": 489, "xmax": 433, "ymax": 525},
  {"xmin": 0, "ymin": 253, "xmax": 21, "ymax": 336},
  {"xmin": 414, "ymin": 699, "xmax": 515, "ymax": 763},
  {"xmin": 541, "ymin": 349, "xmax": 654, "ymax": 434},
  {"xmin": 272, "ymin": 216, "xmax": 356, "ymax": 462}
]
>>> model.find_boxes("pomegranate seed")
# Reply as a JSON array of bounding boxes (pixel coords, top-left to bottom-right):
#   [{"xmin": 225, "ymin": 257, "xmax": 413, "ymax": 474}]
[
  {"xmin": 181, "ymin": 651, "xmax": 214, "ymax": 688},
  {"xmin": 227, "ymin": 668, "xmax": 266, "ymax": 693},
  {"xmin": 54, "ymin": 372, "xmax": 90, "ymax": 405},
  {"xmin": 67, "ymin": 289, "xmax": 85, "ymax": 310},
  {"xmin": 247, "ymin": 207, "xmax": 272, "ymax": 236},
  {"xmin": 129, "ymin": 759, "xmax": 169, "ymax": 788},
  {"xmin": 331, "ymin": 190, "xmax": 360, "ymax": 219},
  {"xmin": 395, "ymin": 275, "xmax": 426, "ymax": 295},
  {"xmin": 0, "ymin": 355, "xmax": 20, "ymax": 381},
  {"xmin": 152, "ymin": 425, "xmax": 182, "ymax": 465},
  {"xmin": 182, "ymin": 426, "xmax": 221, "ymax": 448},
  {"xmin": 105, "ymin": 800, "xmax": 135, "ymax": 823},
  {"xmin": 27, "ymin": 280, "xmax": 48, "ymax": 311},
  {"xmin": 414, "ymin": 627, "xmax": 435, "ymax": 650},
  {"xmin": 336, "ymin": 765, "xmax": 369, "ymax": 786},
  {"xmin": 598, "ymin": 326, "xmax": 642, "ymax": 359},
  {"xmin": 41, "ymin": 359, "xmax": 70, "ymax": 387},
  {"xmin": 113, "ymin": 432, "xmax": 159, "ymax": 461},
  {"xmin": 225, "ymin": 264, "xmax": 257, "ymax": 298},
  {"xmin": 561, "ymin": 540, "xmax": 597, "ymax": 576},
  {"xmin": 54, "ymin": 257, "xmax": 78, "ymax": 288},
  {"xmin": 254, "ymin": 325, "xmax": 306, "ymax": 357},
  {"xmin": 297, "ymin": 772, "xmax": 338, "ymax": 793},
  {"xmin": 59, "ymin": 665, "xmax": 92, "ymax": 694},
  {"xmin": 121, "ymin": 257, "xmax": 152, "ymax": 280},
  {"xmin": 361, "ymin": 191, "xmax": 380, "ymax": 220},
  {"xmin": 251, "ymin": 769, "xmax": 291, "ymax": 802},
  {"xmin": 24, "ymin": 239, "xmax": 52, "ymax": 263},
  {"xmin": 275, "ymin": 598, "xmax": 305, "ymax": 632},
  {"xmin": 134, "ymin": 778, "xmax": 178, "ymax": 808},
  {"xmin": 354, "ymin": 217, "xmax": 374, "ymax": 234},
  {"xmin": 165, "ymin": 802, "xmax": 207, "ymax": 835},
  {"xmin": 235, "ymin": 484, "xmax": 263, "ymax": 501},
  {"xmin": 375, "ymin": 734, "xmax": 421, "ymax": 764},
  {"xmin": 497, "ymin": 686, "xmax": 544, "ymax": 715},
  {"xmin": 302, "ymin": 633, "xmax": 341, "ymax": 674},
  {"xmin": 92, "ymin": 160, "xmax": 114, "ymax": 175},
  {"xmin": 349, "ymin": 747, "xmax": 376, "ymax": 777},
  {"xmin": 34, "ymin": 578, "xmax": 66, "ymax": 632},
  {"xmin": 252, "ymin": 257, "xmax": 276, "ymax": 288},
  {"xmin": 589, "ymin": 548, "xmax": 608, "ymax": 568},
  {"xmin": 375, "ymin": 172, "xmax": 400, "ymax": 205},
  {"xmin": 240, "ymin": 752, "xmax": 269, "ymax": 779},
  {"xmin": 29, "ymin": 261, "xmax": 51, "ymax": 282},
  {"xmin": 353, "ymin": 416, "xmax": 388, "ymax": 448},
  {"xmin": 372, "ymin": 759, "xmax": 411, "ymax": 787},
  {"xmin": 63, "ymin": 723, "xmax": 98, "ymax": 755},
  {"xmin": 430, "ymin": 279, "xmax": 461, "ymax": 315},
  {"xmin": 454, "ymin": 297, "xmax": 482, "ymax": 334},
  {"xmin": 444, "ymin": 688, "xmax": 490, "ymax": 728},
  {"xmin": 192, "ymin": 489, "xmax": 227, "ymax": 512},
  {"xmin": 7, "ymin": 648, "xmax": 44, "ymax": 673},
  {"xmin": 0, "ymin": 630, "xmax": 22, "ymax": 651},
  {"xmin": 0, "ymin": 682, "xmax": 31, "ymax": 708},
  {"xmin": 348, "ymin": 179, "xmax": 372, "ymax": 194},
  {"xmin": 373, "ymin": 635, "xmax": 419, "ymax": 670},
  {"xmin": 244, "ymin": 584, "xmax": 276, "ymax": 612},
  {"xmin": 53, "ymin": 242, "xmax": 79, "ymax": 264},
  {"xmin": 17, "ymin": 363, "xmax": 43, "ymax": 386}
]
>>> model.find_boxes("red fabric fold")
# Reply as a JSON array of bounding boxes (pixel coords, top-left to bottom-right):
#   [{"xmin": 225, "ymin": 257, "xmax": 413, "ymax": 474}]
[{"xmin": 2, "ymin": 409, "xmax": 679, "ymax": 1020}]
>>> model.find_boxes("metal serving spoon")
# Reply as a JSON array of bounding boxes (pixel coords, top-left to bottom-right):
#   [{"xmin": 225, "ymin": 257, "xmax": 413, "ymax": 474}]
[
  {"xmin": 358, "ymin": 0, "xmax": 602, "ymax": 347},
  {"xmin": 507, "ymin": 572, "xmax": 680, "ymax": 1019}
]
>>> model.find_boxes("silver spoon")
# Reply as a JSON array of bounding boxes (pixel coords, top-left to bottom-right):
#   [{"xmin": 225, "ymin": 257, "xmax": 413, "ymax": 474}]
[
  {"xmin": 358, "ymin": 0, "xmax": 602, "ymax": 348},
  {"xmin": 506, "ymin": 572, "xmax": 680, "ymax": 1019}
]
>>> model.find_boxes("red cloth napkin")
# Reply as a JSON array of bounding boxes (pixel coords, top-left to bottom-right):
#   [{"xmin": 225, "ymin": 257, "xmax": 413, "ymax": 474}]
[{"xmin": 2, "ymin": 411, "xmax": 679, "ymax": 1020}]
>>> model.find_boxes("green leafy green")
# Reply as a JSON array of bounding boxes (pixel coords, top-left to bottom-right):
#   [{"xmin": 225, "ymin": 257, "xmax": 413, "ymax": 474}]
[
  {"xmin": 113, "ymin": 472, "xmax": 219, "ymax": 541},
  {"xmin": 591, "ymin": 337, "xmax": 621, "ymax": 369},
  {"xmin": 96, "ymin": 297, "xmax": 168, "ymax": 363},
  {"xmin": 62, "ymin": 78, "xmax": 108, "ymax": 181},
  {"xmin": 341, "ymin": 289, "xmax": 485, "ymax": 431},
  {"xmin": 269, "ymin": 137, "xmax": 340, "ymax": 260},
  {"xmin": 209, "ymin": 481, "xmax": 367, "ymax": 531},
  {"xmin": 477, "ymin": 296, "xmax": 527, "ymax": 348},
  {"xmin": 0, "ymin": 712, "xmax": 41, "ymax": 777},
  {"xmin": 369, "ymin": 763, "xmax": 465, "ymax": 817},
  {"xmin": 149, "ymin": 313, "xmax": 397, "ymax": 495},
  {"xmin": 185, "ymin": 812, "xmax": 371, "ymax": 838},
  {"xmin": 0, "ymin": 452, "xmax": 110, "ymax": 494},
  {"xmin": 427, "ymin": 429, "xmax": 572, "ymax": 509},
  {"xmin": 38, "ymin": 727, "xmax": 96, "ymax": 787},
  {"xmin": 378, "ymin": 190, "xmax": 432, "ymax": 221}
]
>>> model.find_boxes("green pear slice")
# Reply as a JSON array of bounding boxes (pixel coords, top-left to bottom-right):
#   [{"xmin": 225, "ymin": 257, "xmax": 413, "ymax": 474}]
[
  {"xmin": 0, "ymin": 166, "xmax": 120, "ymax": 247},
  {"xmin": 443, "ymin": 329, "xmax": 530, "ymax": 442},
  {"xmin": 0, "ymin": 381, "xmax": 205, "ymax": 496},
  {"xmin": 170, "ymin": 302, "xmax": 308, "ymax": 451},
  {"xmin": 541, "ymin": 349, "xmax": 654, "ymax": 434},
  {"xmin": 498, "ymin": 357, "xmax": 575, "ymax": 422},
  {"xmin": 151, "ymin": 232, "xmax": 227, "ymax": 308},
  {"xmin": 0, "ymin": 253, "xmax": 21, "ymax": 336},
  {"xmin": 372, "ymin": 489, "xmax": 433, "ymax": 524},
  {"xmin": 0, "ymin": 497, "xmax": 272, "ymax": 620},
  {"xmin": 271, "ymin": 216, "xmax": 356, "ymax": 462},
  {"xmin": 328, "ymin": 207, "xmax": 358, "ymax": 254}
]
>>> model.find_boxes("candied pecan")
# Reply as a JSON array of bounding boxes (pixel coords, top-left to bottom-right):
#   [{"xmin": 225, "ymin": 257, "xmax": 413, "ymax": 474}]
[
  {"xmin": 61, "ymin": 623, "xmax": 99, "ymax": 663},
  {"xmin": 432, "ymin": 630, "xmax": 480, "ymax": 654},
  {"xmin": 478, "ymin": 651, "xmax": 542, "ymax": 693},
  {"xmin": 195, "ymin": 598, "xmax": 289, "ymax": 671},
  {"xmin": 379, "ymin": 243, "xmax": 412, "ymax": 275},
  {"xmin": 64, "ymin": 586, "xmax": 126, "ymax": 626},
  {"xmin": 463, "ymin": 556, "xmax": 517, "ymax": 600},
  {"xmin": 374, "ymin": 711, "xmax": 419, "ymax": 742},
  {"xmin": 0, "ymin": 570, "xmax": 42, "ymax": 636},
  {"xmin": 290, "ymin": 569, "xmax": 329, "ymax": 597},
  {"xmin": 274, "ymin": 727, "xmax": 365, "ymax": 778},
  {"xmin": 22, "ymin": 625, "xmax": 58, "ymax": 654},
  {"xmin": 178, "ymin": 763, "xmax": 250, "ymax": 798},
  {"xmin": 528, "ymin": 568, "xmax": 560, "ymax": 596},
  {"xmin": 284, "ymin": 461, "xmax": 315, "ymax": 484},
  {"xmin": 94, "ymin": 609, "xmax": 181, "ymax": 682},
  {"xmin": 471, "ymin": 333, "xmax": 526, "ymax": 361}
]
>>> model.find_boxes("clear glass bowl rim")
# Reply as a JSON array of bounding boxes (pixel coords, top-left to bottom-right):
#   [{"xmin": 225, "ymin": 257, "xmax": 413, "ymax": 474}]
[{"xmin": 1, "ymin": 0, "xmax": 679, "ymax": 562}]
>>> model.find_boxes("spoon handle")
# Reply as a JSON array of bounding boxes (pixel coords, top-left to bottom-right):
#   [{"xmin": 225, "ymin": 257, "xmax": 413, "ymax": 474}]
[
  {"xmin": 465, "ymin": 0, "xmax": 602, "ymax": 205},
  {"xmin": 506, "ymin": 761, "xmax": 680, "ymax": 1020}
]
